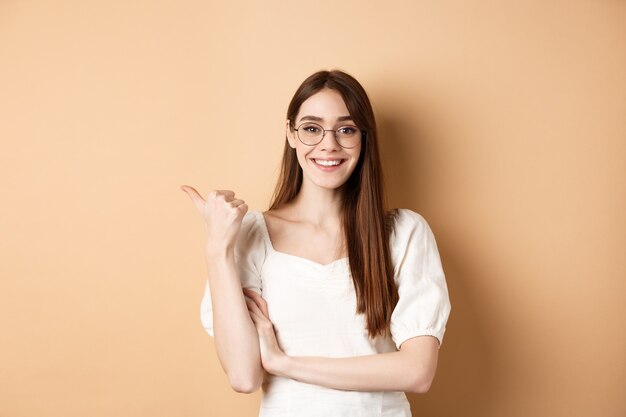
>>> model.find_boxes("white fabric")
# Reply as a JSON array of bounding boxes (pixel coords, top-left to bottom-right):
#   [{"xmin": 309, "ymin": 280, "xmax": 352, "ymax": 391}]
[{"xmin": 200, "ymin": 209, "xmax": 451, "ymax": 417}]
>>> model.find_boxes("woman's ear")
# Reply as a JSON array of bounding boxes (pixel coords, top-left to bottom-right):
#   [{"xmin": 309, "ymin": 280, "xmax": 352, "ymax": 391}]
[{"xmin": 285, "ymin": 120, "xmax": 296, "ymax": 149}]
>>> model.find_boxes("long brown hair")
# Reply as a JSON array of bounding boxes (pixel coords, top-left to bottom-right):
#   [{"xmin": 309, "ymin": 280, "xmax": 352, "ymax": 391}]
[{"xmin": 269, "ymin": 70, "xmax": 399, "ymax": 339}]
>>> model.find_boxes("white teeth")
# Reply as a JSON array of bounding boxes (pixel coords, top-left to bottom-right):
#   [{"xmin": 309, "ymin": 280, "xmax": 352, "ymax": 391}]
[{"xmin": 314, "ymin": 159, "xmax": 342, "ymax": 167}]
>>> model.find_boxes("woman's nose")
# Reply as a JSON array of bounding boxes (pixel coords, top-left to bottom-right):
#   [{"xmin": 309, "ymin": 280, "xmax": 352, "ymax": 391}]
[{"xmin": 318, "ymin": 130, "xmax": 341, "ymax": 151}]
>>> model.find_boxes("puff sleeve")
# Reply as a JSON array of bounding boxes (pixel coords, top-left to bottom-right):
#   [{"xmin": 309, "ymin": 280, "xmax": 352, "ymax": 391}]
[
  {"xmin": 200, "ymin": 211, "xmax": 265, "ymax": 337},
  {"xmin": 389, "ymin": 209, "xmax": 451, "ymax": 349}
]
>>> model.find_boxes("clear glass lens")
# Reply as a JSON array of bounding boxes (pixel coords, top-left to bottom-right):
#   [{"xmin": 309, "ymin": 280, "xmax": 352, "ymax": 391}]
[
  {"xmin": 296, "ymin": 122, "xmax": 361, "ymax": 148},
  {"xmin": 297, "ymin": 123, "xmax": 324, "ymax": 145}
]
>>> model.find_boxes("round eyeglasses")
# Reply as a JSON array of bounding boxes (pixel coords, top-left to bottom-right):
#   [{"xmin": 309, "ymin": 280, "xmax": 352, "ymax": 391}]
[{"xmin": 294, "ymin": 122, "xmax": 363, "ymax": 149}]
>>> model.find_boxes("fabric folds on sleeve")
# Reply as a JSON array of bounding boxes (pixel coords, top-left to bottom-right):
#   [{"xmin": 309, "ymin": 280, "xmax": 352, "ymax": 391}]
[
  {"xmin": 200, "ymin": 211, "xmax": 265, "ymax": 337},
  {"xmin": 389, "ymin": 209, "xmax": 451, "ymax": 350}
]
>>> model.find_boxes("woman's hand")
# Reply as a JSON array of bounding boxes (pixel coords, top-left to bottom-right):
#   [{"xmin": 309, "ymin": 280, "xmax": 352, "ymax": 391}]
[
  {"xmin": 180, "ymin": 185, "xmax": 248, "ymax": 255},
  {"xmin": 243, "ymin": 288, "xmax": 288, "ymax": 375}
]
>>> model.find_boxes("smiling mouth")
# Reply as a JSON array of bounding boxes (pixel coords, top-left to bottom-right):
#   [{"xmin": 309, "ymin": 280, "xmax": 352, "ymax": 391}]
[{"xmin": 312, "ymin": 159, "xmax": 345, "ymax": 167}]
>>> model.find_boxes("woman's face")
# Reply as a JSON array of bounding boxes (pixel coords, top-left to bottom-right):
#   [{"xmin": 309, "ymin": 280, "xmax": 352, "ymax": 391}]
[{"xmin": 286, "ymin": 88, "xmax": 362, "ymax": 192}]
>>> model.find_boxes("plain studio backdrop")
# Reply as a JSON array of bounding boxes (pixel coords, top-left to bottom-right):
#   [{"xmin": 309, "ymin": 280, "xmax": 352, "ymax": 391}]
[{"xmin": 0, "ymin": 1, "xmax": 624, "ymax": 416}]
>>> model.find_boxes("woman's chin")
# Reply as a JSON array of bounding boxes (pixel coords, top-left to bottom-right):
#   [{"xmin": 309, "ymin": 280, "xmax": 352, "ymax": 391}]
[{"xmin": 303, "ymin": 175, "xmax": 349, "ymax": 192}]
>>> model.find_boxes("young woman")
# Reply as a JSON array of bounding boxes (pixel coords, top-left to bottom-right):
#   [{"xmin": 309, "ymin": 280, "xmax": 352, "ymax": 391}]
[{"xmin": 181, "ymin": 70, "xmax": 451, "ymax": 417}]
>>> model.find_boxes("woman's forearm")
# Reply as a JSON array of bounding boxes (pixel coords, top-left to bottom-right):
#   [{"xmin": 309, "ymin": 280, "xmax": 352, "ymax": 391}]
[
  {"xmin": 273, "ymin": 348, "xmax": 436, "ymax": 394},
  {"xmin": 206, "ymin": 250, "xmax": 264, "ymax": 393}
]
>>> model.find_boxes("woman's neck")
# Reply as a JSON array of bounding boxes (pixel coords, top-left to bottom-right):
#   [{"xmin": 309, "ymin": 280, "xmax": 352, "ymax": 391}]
[{"xmin": 287, "ymin": 183, "xmax": 343, "ymax": 227}]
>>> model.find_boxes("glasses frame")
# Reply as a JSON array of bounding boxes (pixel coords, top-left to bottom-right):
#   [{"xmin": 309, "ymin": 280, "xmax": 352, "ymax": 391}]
[{"xmin": 293, "ymin": 121, "xmax": 364, "ymax": 149}]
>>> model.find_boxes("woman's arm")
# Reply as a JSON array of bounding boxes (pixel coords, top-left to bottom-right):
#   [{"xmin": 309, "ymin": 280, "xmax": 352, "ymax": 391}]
[
  {"xmin": 272, "ymin": 336, "xmax": 439, "ymax": 393},
  {"xmin": 182, "ymin": 186, "xmax": 264, "ymax": 393},
  {"xmin": 207, "ymin": 252, "xmax": 264, "ymax": 393},
  {"xmin": 243, "ymin": 288, "xmax": 440, "ymax": 393}
]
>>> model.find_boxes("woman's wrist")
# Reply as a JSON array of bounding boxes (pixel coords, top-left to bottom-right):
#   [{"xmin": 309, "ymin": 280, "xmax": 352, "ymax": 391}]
[
  {"xmin": 270, "ymin": 353, "xmax": 292, "ymax": 378},
  {"xmin": 205, "ymin": 244, "xmax": 234, "ymax": 261},
  {"xmin": 204, "ymin": 248, "xmax": 236, "ymax": 277}
]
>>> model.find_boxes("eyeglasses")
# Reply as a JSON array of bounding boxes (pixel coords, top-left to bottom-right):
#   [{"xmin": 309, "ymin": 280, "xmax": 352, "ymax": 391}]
[{"xmin": 294, "ymin": 122, "xmax": 363, "ymax": 149}]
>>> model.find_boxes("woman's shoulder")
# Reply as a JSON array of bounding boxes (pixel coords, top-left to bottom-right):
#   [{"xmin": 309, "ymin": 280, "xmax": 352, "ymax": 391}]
[
  {"xmin": 386, "ymin": 208, "xmax": 437, "ymax": 248},
  {"xmin": 386, "ymin": 208, "xmax": 441, "ymax": 263},
  {"xmin": 386, "ymin": 208, "xmax": 430, "ymax": 234}
]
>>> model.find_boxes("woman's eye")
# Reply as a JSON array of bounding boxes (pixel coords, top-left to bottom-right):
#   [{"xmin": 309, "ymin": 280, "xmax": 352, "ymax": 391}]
[
  {"xmin": 303, "ymin": 125, "xmax": 321, "ymax": 133},
  {"xmin": 338, "ymin": 126, "xmax": 358, "ymax": 135}
]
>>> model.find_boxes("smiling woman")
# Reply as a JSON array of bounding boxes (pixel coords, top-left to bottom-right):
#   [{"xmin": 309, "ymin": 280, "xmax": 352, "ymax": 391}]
[
  {"xmin": 286, "ymin": 88, "xmax": 363, "ymax": 192},
  {"xmin": 181, "ymin": 70, "xmax": 451, "ymax": 417}
]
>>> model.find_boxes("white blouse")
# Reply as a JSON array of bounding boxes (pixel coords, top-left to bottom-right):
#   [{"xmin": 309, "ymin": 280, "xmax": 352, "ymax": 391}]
[{"xmin": 201, "ymin": 209, "xmax": 451, "ymax": 417}]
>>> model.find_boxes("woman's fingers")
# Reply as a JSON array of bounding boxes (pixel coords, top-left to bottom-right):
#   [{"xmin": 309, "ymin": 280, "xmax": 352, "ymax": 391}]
[
  {"xmin": 245, "ymin": 299, "xmax": 269, "ymax": 331},
  {"xmin": 182, "ymin": 186, "xmax": 246, "ymax": 217},
  {"xmin": 244, "ymin": 288, "xmax": 270, "ymax": 318},
  {"xmin": 245, "ymin": 293, "xmax": 264, "ymax": 315},
  {"xmin": 230, "ymin": 198, "xmax": 246, "ymax": 208},
  {"xmin": 246, "ymin": 299, "xmax": 263, "ymax": 319},
  {"xmin": 258, "ymin": 296, "xmax": 269, "ymax": 318},
  {"xmin": 245, "ymin": 299, "xmax": 261, "ymax": 320},
  {"xmin": 244, "ymin": 289, "xmax": 269, "ymax": 318},
  {"xmin": 243, "ymin": 288, "xmax": 257, "ymax": 297},
  {"xmin": 180, "ymin": 185, "xmax": 206, "ymax": 212},
  {"xmin": 214, "ymin": 190, "xmax": 235, "ymax": 201}
]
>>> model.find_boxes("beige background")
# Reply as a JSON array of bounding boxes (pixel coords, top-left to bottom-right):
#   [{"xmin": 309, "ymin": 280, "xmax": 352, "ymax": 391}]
[{"xmin": 1, "ymin": 1, "xmax": 625, "ymax": 416}]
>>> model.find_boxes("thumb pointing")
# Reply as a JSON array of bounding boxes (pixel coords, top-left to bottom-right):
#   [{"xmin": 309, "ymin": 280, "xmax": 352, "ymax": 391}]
[{"xmin": 180, "ymin": 185, "xmax": 205, "ymax": 213}]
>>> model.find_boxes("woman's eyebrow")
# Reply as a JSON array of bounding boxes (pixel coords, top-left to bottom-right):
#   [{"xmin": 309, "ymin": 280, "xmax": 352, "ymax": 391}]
[
  {"xmin": 300, "ymin": 115, "xmax": 323, "ymax": 122},
  {"xmin": 300, "ymin": 115, "xmax": 354, "ymax": 122}
]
